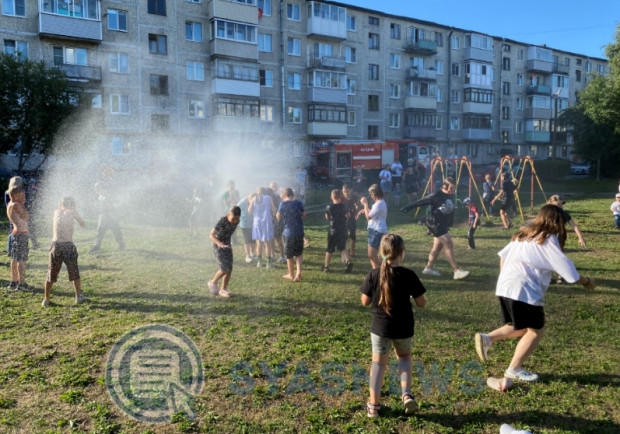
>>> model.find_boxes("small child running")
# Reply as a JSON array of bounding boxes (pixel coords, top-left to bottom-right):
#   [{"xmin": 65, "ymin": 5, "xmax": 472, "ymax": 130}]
[
  {"xmin": 463, "ymin": 197, "xmax": 480, "ymax": 249},
  {"xmin": 612, "ymin": 192, "xmax": 620, "ymax": 229},
  {"xmin": 6, "ymin": 185, "xmax": 31, "ymax": 292},
  {"xmin": 208, "ymin": 206, "xmax": 241, "ymax": 298},
  {"xmin": 42, "ymin": 197, "xmax": 86, "ymax": 307},
  {"xmin": 323, "ymin": 189, "xmax": 353, "ymax": 273},
  {"xmin": 360, "ymin": 233, "xmax": 427, "ymax": 418}
]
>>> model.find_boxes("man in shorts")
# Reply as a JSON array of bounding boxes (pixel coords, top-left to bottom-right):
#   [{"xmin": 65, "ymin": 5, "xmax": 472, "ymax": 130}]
[{"xmin": 42, "ymin": 197, "xmax": 87, "ymax": 307}]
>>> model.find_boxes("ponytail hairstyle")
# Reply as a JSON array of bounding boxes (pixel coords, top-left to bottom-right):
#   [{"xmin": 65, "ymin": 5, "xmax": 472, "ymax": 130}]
[
  {"xmin": 378, "ymin": 233, "xmax": 405, "ymax": 315},
  {"xmin": 513, "ymin": 204, "xmax": 567, "ymax": 249}
]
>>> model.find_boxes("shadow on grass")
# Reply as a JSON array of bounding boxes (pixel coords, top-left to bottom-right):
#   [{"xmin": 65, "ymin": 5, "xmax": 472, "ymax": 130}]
[
  {"xmin": 543, "ymin": 372, "xmax": 620, "ymax": 388},
  {"xmin": 419, "ymin": 409, "xmax": 620, "ymax": 434}
]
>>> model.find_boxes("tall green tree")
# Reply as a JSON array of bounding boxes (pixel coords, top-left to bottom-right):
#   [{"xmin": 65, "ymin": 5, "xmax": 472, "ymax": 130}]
[{"xmin": 0, "ymin": 53, "xmax": 77, "ymax": 172}]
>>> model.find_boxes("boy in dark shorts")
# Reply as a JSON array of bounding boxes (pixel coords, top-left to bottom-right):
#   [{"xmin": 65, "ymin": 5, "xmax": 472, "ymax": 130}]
[
  {"xmin": 208, "ymin": 206, "xmax": 241, "ymax": 298},
  {"xmin": 323, "ymin": 189, "xmax": 353, "ymax": 273},
  {"xmin": 342, "ymin": 184, "xmax": 361, "ymax": 258},
  {"xmin": 42, "ymin": 197, "xmax": 86, "ymax": 307},
  {"xmin": 491, "ymin": 173, "xmax": 517, "ymax": 230},
  {"xmin": 276, "ymin": 188, "xmax": 306, "ymax": 282},
  {"xmin": 7, "ymin": 185, "xmax": 31, "ymax": 292}
]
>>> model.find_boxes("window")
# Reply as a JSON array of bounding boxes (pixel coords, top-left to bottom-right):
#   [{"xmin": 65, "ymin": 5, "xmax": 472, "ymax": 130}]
[
  {"xmin": 150, "ymin": 74, "xmax": 169, "ymax": 95},
  {"xmin": 516, "ymin": 97, "xmax": 523, "ymax": 110},
  {"xmin": 148, "ymin": 34, "xmax": 167, "ymax": 55},
  {"xmin": 288, "ymin": 72, "xmax": 301, "ymax": 90},
  {"xmin": 213, "ymin": 20, "xmax": 257, "ymax": 43},
  {"xmin": 368, "ymin": 95, "xmax": 379, "ymax": 111},
  {"xmin": 390, "ymin": 23, "xmax": 401, "ymax": 39},
  {"xmin": 502, "ymin": 81, "xmax": 510, "ymax": 95},
  {"xmin": 286, "ymin": 3, "xmax": 300, "ymax": 20},
  {"xmin": 112, "ymin": 137, "xmax": 130, "ymax": 155},
  {"xmin": 564, "ymin": 57, "xmax": 570, "ymax": 66},
  {"xmin": 410, "ymin": 57, "xmax": 424, "ymax": 69},
  {"xmin": 518, "ymin": 49, "xmax": 524, "ymax": 61},
  {"xmin": 53, "ymin": 46, "xmax": 87, "ymax": 66},
  {"xmin": 110, "ymin": 94, "xmax": 129, "ymax": 114},
  {"xmin": 258, "ymin": 33, "xmax": 272, "ymax": 52},
  {"xmin": 515, "ymin": 121, "xmax": 523, "ymax": 133},
  {"xmin": 450, "ymin": 116, "xmax": 460, "ymax": 130},
  {"xmin": 410, "ymin": 81, "xmax": 436, "ymax": 97},
  {"xmin": 555, "ymin": 75, "xmax": 569, "ymax": 88},
  {"xmin": 288, "ymin": 106, "xmax": 301, "ymax": 123},
  {"xmin": 463, "ymin": 88, "xmax": 492, "ymax": 103},
  {"xmin": 215, "ymin": 59, "xmax": 258, "ymax": 81},
  {"xmin": 436, "ymin": 88, "xmax": 442, "ymax": 102},
  {"xmin": 2, "ymin": 0, "xmax": 25, "ymax": 16},
  {"xmin": 502, "ymin": 43, "xmax": 511, "ymax": 52},
  {"xmin": 346, "ymin": 14, "xmax": 356, "ymax": 31},
  {"xmin": 261, "ymin": 105, "xmax": 274, "ymax": 122},
  {"xmin": 185, "ymin": 21, "xmax": 203, "ymax": 42},
  {"xmin": 186, "ymin": 61, "xmax": 205, "ymax": 81},
  {"xmin": 389, "ymin": 113, "xmax": 400, "ymax": 128},
  {"xmin": 108, "ymin": 9, "xmax": 128, "ymax": 31},
  {"xmin": 187, "ymin": 0, "xmax": 201, "ymax": 3},
  {"xmin": 517, "ymin": 74, "xmax": 523, "ymax": 86},
  {"xmin": 502, "ymin": 106, "xmax": 510, "ymax": 120},
  {"xmin": 435, "ymin": 32, "xmax": 443, "ymax": 47},
  {"xmin": 147, "ymin": 0, "xmax": 166, "ymax": 16},
  {"xmin": 109, "ymin": 52, "xmax": 129, "ymax": 74},
  {"xmin": 287, "ymin": 38, "xmax": 300, "ymax": 55},
  {"xmin": 91, "ymin": 94, "xmax": 102, "ymax": 109},
  {"xmin": 367, "ymin": 125, "xmax": 378, "ymax": 140},
  {"xmin": 464, "ymin": 62, "xmax": 491, "ymax": 86},
  {"xmin": 451, "ymin": 90, "xmax": 460, "ymax": 104},
  {"xmin": 575, "ymin": 70, "xmax": 581, "ymax": 82},
  {"xmin": 389, "ymin": 84, "xmax": 400, "ymax": 99},
  {"xmin": 466, "ymin": 34, "xmax": 492, "ymax": 50},
  {"xmin": 308, "ymin": 104, "xmax": 346, "ymax": 123},
  {"xmin": 576, "ymin": 58, "xmax": 582, "ymax": 66},
  {"xmin": 597, "ymin": 64, "xmax": 605, "ymax": 74},
  {"xmin": 258, "ymin": 0, "xmax": 271, "ymax": 16},
  {"xmin": 463, "ymin": 114, "xmax": 491, "ymax": 129},
  {"xmin": 312, "ymin": 42, "xmax": 333, "ymax": 58},
  {"xmin": 368, "ymin": 33, "xmax": 379, "ymax": 50},
  {"xmin": 501, "ymin": 131, "xmax": 509, "ymax": 144},
  {"xmin": 451, "ymin": 63, "xmax": 460, "ymax": 76},
  {"xmin": 259, "ymin": 69, "xmax": 273, "ymax": 87},
  {"xmin": 451, "ymin": 35, "xmax": 460, "ymax": 49},
  {"xmin": 310, "ymin": 70, "xmax": 345, "ymax": 89},
  {"xmin": 151, "ymin": 114, "xmax": 169, "ymax": 132},
  {"xmin": 215, "ymin": 97, "xmax": 260, "ymax": 117},
  {"xmin": 347, "ymin": 111, "xmax": 355, "ymax": 126},
  {"xmin": 369, "ymin": 16, "xmax": 379, "ymax": 25},
  {"xmin": 189, "ymin": 100, "xmax": 206, "ymax": 118},
  {"xmin": 344, "ymin": 47, "xmax": 356, "ymax": 63},
  {"xmin": 436, "ymin": 115, "xmax": 442, "ymax": 130},
  {"xmin": 434, "ymin": 60, "xmax": 443, "ymax": 74},
  {"xmin": 502, "ymin": 57, "xmax": 510, "ymax": 71},
  {"xmin": 3, "ymin": 40, "xmax": 27, "ymax": 58},
  {"xmin": 585, "ymin": 61, "xmax": 591, "ymax": 73},
  {"xmin": 368, "ymin": 64, "xmax": 379, "ymax": 80},
  {"xmin": 346, "ymin": 78, "xmax": 356, "ymax": 95},
  {"xmin": 390, "ymin": 54, "xmax": 400, "ymax": 69}
]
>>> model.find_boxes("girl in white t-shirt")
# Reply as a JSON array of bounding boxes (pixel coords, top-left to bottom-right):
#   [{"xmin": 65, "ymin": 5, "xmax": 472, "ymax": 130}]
[
  {"xmin": 357, "ymin": 184, "xmax": 388, "ymax": 269},
  {"xmin": 474, "ymin": 204, "xmax": 595, "ymax": 386}
]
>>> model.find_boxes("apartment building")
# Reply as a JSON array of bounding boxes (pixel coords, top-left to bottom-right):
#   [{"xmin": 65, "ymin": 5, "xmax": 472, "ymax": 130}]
[{"xmin": 0, "ymin": 0, "xmax": 609, "ymax": 168}]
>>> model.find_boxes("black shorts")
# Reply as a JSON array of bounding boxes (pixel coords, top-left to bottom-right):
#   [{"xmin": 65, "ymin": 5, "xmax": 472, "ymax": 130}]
[
  {"xmin": 284, "ymin": 235, "xmax": 304, "ymax": 259},
  {"xmin": 347, "ymin": 218, "xmax": 357, "ymax": 241},
  {"xmin": 213, "ymin": 245, "xmax": 234, "ymax": 272},
  {"xmin": 498, "ymin": 296, "xmax": 545, "ymax": 330},
  {"xmin": 500, "ymin": 197, "xmax": 515, "ymax": 212},
  {"xmin": 274, "ymin": 218, "xmax": 284, "ymax": 238},
  {"xmin": 9, "ymin": 234, "xmax": 29, "ymax": 262},
  {"xmin": 326, "ymin": 230, "xmax": 347, "ymax": 253}
]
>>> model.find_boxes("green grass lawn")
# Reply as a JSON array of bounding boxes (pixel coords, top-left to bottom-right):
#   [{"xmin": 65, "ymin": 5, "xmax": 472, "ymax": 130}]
[{"xmin": 1, "ymin": 178, "xmax": 619, "ymax": 433}]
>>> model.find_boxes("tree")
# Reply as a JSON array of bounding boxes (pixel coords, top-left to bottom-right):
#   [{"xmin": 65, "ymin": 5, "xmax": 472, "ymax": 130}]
[{"xmin": 0, "ymin": 53, "xmax": 78, "ymax": 172}]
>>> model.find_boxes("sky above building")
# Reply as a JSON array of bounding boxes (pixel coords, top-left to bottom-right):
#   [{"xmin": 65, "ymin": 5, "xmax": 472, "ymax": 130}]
[{"xmin": 343, "ymin": 0, "xmax": 618, "ymax": 59}]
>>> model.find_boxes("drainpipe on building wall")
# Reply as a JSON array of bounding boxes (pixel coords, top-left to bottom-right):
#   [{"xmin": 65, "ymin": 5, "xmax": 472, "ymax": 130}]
[
  {"xmin": 279, "ymin": 0, "xmax": 286, "ymax": 128},
  {"xmin": 446, "ymin": 28, "xmax": 454, "ymax": 158},
  {"xmin": 498, "ymin": 38, "xmax": 504, "ymax": 156}
]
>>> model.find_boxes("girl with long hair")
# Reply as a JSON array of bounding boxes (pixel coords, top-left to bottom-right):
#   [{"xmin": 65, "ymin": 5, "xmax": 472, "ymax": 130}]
[{"xmin": 360, "ymin": 234, "xmax": 427, "ymax": 417}]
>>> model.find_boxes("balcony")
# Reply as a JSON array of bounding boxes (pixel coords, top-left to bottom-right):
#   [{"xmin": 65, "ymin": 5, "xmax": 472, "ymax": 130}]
[
  {"xmin": 404, "ymin": 39, "xmax": 437, "ymax": 55},
  {"xmin": 210, "ymin": 0, "xmax": 258, "ymax": 25},
  {"xmin": 525, "ymin": 107, "xmax": 551, "ymax": 119},
  {"xmin": 525, "ymin": 131, "xmax": 551, "ymax": 142},
  {"xmin": 462, "ymin": 128, "xmax": 492, "ymax": 141},
  {"xmin": 307, "ymin": 87, "xmax": 346, "ymax": 104},
  {"xmin": 404, "ymin": 126, "xmax": 436, "ymax": 140},
  {"xmin": 526, "ymin": 84, "xmax": 551, "ymax": 95},
  {"xmin": 212, "ymin": 77, "xmax": 260, "ymax": 97},
  {"xmin": 210, "ymin": 38, "xmax": 258, "ymax": 61},
  {"xmin": 309, "ymin": 55, "xmax": 346, "ymax": 71},
  {"xmin": 306, "ymin": 2, "xmax": 347, "ymax": 40},
  {"xmin": 213, "ymin": 115, "xmax": 261, "ymax": 134},
  {"xmin": 307, "ymin": 121, "xmax": 347, "ymax": 137},
  {"xmin": 53, "ymin": 63, "xmax": 102, "ymax": 82},
  {"xmin": 463, "ymin": 47, "xmax": 494, "ymax": 63},
  {"xmin": 404, "ymin": 95, "xmax": 437, "ymax": 110},
  {"xmin": 405, "ymin": 67, "xmax": 436, "ymax": 81},
  {"xmin": 553, "ymin": 63, "xmax": 570, "ymax": 75},
  {"xmin": 39, "ymin": 12, "xmax": 102, "ymax": 43},
  {"xmin": 463, "ymin": 102, "xmax": 492, "ymax": 114}
]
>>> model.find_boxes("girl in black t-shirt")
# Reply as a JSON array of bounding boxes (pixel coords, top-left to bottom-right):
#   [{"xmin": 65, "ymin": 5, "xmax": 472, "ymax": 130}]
[{"xmin": 360, "ymin": 234, "xmax": 427, "ymax": 418}]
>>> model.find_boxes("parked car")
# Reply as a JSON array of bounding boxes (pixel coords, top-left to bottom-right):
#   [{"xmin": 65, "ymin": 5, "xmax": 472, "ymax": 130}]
[{"xmin": 570, "ymin": 162, "xmax": 591, "ymax": 175}]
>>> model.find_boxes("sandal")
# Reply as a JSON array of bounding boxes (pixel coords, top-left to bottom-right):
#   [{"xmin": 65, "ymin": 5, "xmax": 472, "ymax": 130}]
[
  {"xmin": 402, "ymin": 394, "xmax": 417, "ymax": 414},
  {"xmin": 366, "ymin": 402, "xmax": 380, "ymax": 418}
]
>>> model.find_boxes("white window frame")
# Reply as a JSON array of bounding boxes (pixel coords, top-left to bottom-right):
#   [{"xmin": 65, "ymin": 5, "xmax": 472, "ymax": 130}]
[
  {"xmin": 287, "ymin": 38, "xmax": 300, "ymax": 56},
  {"xmin": 260, "ymin": 105, "xmax": 274, "ymax": 122},
  {"xmin": 258, "ymin": 0, "xmax": 271, "ymax": 16},
  {"xmin": 389, "ymin": 83, "xmax": 400, "ymax": 99},
  {"xmin": 108, "ymin": 9, "xmax": 128, "ymax": 31},
  {"xmin": 451, "ymin": 35, "xmax": 460, "ymax": 49},
  {"xmin": 186, "ymin": 61, "xmax": 205, "ymax": 81},
  {"xmin": 286, "ymin": 3, "xmax": 300, "ymax": 21},
  {"xmin": 258, "ymin": 33, "xmax": 272, "ymax": 52},
  {"xmin": 288, "ymin": 72, "xmax": 301, "ymax": 90},
  {"xmin": 3, "ymin": 40, "xmax": 28, "ymax": 58},
  {"xmin": 213, "ymin": 19, "xmax": 257, "ymax": 44},
  {"xmin": 188, "ymin": 100, "xmax": 206, "ymax": 118},
  {"xmin": 344, "ymin": 47, "xmax": 356, "ymax": 63},
  {"xmin": 346, "ymin": 78, "xmax": 356, "ymax": 95},
  {"xmin": 451, "ymin": 90, "xmax": 460, "ymax": 104},
  {"xmin": 2, "ymin": 0, "xmax": 25, "ymax": 17},
  {"xmin": 389, "ymin": 113, "xmax": 400, "ymax": 128},
  {"xmin": 110, "ymin": 94, "xmax": 129, "ymax": 114},
  {"xmin": 185, "ymin": 21, "xmax": 203, "ymax": 42},
  {"xmin": 347, "ymin": 110, "xmax": 356, "ymax": 126},
  {"xmin": 260, "ymin": 69, "xmax": 273, "ymax": 87},
  {"xmin": 434, "ymin": 59, "xmax": 443, "ymax": 74},
  {"xmin": 346, "ymin": 14, "xmax": 356, "ymax": 31},
  {"xmin": 450, "ymin": 116, "xmax": 460, "ymax": 130},
  {"xmin": 288, "ymin": 106, "xmax": 302, "ymax": 124},
  {"xmin": 390, "ymin": 53, "xmax": 401, "ymax": 69},
  {"xmin": 109, "ymin": 52, "xmax": 129, "ymax": 74}
]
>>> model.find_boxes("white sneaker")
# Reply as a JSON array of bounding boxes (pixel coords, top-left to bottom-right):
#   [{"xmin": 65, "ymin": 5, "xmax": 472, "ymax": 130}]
[
  {"xmin": 453, "ymin": 269, "xmax": 470, "ymax": 280},
  {"xmin": 475, "ymin": 333, "xmax": 491, "ymax": 362},
  {"xmin": 245, "ymin": 255, "xmax": 253, "ymax": 263},
  {"xmin": 75, "ymin": 295, "xmax": 87, "ymax": 304},
  {"xmin": 41, "ymin": 299, "xmax": 50, "ymax": 307},
  {"xmin": 422, "ymin": 268, "xmax": 441, "ymax": 277},
  {"xmin": 504, "ymin": 368, "xmax": 539, "ymax": 383}
]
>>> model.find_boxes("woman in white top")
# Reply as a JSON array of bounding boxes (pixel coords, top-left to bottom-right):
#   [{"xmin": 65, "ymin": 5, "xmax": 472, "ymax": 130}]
[
  {"xmin": 357, "ymin": 184, "xmax": 388, "ymax": 269},
  {"xmin": 474, "ymin": 204, "xmax": 595, "ymax": 384}
]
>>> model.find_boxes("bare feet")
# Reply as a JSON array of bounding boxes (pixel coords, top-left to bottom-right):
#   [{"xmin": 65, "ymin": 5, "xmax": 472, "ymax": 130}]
[
  {"xmin": 282, "ymin": 274, "xmax": 294, "ymax": 280},
  {"xmin": 293, "ymin": 274, "xmax": 301, "ymax": 282}
]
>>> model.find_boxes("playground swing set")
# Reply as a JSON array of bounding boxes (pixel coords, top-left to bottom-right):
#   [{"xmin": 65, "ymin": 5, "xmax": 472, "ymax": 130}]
[{"xmin": 413, "ymin": 155, "xmax": 548, "ymax": 223}]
